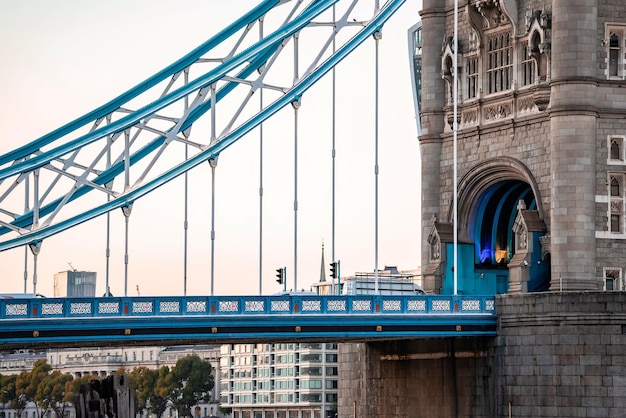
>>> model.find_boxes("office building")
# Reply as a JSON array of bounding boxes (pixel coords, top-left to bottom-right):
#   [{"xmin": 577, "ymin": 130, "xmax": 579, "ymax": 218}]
[{"xmin": 53, "ymin": 270, "xmax": 97, "ymax": 298}]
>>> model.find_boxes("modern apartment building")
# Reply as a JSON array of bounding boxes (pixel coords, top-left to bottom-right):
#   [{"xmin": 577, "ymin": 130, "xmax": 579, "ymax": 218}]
[{"xmin": 219, "ymin": 342, "xmax": 338, "ymax": 418}]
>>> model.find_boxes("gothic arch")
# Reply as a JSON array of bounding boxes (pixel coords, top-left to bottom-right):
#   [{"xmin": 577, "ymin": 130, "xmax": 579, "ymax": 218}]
[
  {"xmin": 448, "ymin": 156, "xmax": 544, "ymax": 235},
  {"xmin": 527, "ymin": 10, "xmax": 552, "ymax": 83}
]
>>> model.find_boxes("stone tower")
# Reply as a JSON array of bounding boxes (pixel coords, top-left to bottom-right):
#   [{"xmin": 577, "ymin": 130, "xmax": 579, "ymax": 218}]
[{"xmin": 419, "ymin": 0, "xmax": 626, "ymax": 294}]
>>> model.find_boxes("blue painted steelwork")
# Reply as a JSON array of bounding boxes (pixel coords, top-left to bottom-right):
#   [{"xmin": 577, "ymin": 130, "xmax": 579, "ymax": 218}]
[
  {"xmin": 0, "ymin": 0, "xmax": 281, "ymax": 167},
  {"xmin": 0, "ymin": 0, "xmax": 407, "ymax": 252},
  {"xmin": 0, "ymin": 0, "xmax": 337, "ymax": 180},
  {"xmin": 0, "ymin": 294, "xmax": 496, "ymax": 348}
]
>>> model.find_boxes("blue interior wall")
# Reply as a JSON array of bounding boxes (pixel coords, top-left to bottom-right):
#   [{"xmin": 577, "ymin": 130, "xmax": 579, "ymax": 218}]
[
  {"xmin": 441, "ymin": 243, "xmax": 499, "ymax": 295},
  {"xmin": 440, "ymin": 180, "xmax": 549, "ymax": 296}
]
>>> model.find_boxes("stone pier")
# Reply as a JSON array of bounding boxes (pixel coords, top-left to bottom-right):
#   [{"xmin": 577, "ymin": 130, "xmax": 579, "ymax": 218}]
[{"xmin": 338, "ymin": 292, "xmax": 626, "ymax": 417}]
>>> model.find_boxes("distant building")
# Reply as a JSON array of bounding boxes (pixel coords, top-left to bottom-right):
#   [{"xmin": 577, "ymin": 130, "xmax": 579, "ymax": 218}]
[
  {"xmin": 53, "ymin": 270, "xmax": 97, "ymax": 297},
  {"xmin": 219, "ymin": 342, "xmax": 339, "ymax": 418},
  {"xmin": 220, "ymin": 244, "xmax": 338, "ymax": 418},
  {"xmin": 341, "ymin": 266, "xmax": 425, "ymax": 295},
  {"xmin": 0, "ymin": 345, "xmax": 223, "ymax": 418},
  {"xmin": 408, "ymin": 20, "xmax": 422, "ymax": 134}
]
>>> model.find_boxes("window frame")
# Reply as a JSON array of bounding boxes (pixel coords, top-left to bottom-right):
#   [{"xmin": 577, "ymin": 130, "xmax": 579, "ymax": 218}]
[
  {"xmin": 603, "ymin": 267, "xmax": 622, "ymax": 291},
  {"xmin": 606, "ymin": 25, "xmax": 625, "ymax": 79},
  {"xmin": 465, "ymin": 55, "xmax": 479, "ymax": 100},
  {"xmin": 485, "ymin": 29, "xmax": 513, "ymax": 95},
  {"xmin": 608, "ymin": 172, "xmax": 625, "ymax": 234},
  {"xmin": 607, "ymin": 135, "xmax": 626, "ymax": 165},
  {"xmin": 520, "ymin": 43, "xmax": 536, "ymax": 87}
]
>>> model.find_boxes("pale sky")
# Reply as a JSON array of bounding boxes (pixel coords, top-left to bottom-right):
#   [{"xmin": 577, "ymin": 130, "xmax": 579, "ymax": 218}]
[{"xmin": 0, "ymin": 0, "xmax": 423, "ymax": 297}]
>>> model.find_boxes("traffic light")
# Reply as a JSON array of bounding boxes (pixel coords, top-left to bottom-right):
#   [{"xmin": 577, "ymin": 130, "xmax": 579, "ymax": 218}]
[
  {"xmin": 329, "ymin": 261, "xmax": 338, "ymax": 279},
  {"xmin": 276, "ymin": 267, "xmax": 285, "ymax": 284}
]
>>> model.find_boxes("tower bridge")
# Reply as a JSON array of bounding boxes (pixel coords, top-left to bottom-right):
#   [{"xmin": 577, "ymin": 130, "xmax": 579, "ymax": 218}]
[{"xmin": 1, "ymin": 1, "xmax": 626, "ymax": 417}]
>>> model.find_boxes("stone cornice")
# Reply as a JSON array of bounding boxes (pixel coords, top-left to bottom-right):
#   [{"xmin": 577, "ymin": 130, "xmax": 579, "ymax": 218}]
[
  {"xmin": 596, "ymin": 108, "xmax": 626, "ymax": 118},
  {"xmin": 550, "ymin": 76, "xmax": 599, "ymax": 87},
  {"xmin": 440, "ymin": 112, "xmax": 550, "ymax": 139},
  {"xmin": 548, "ymin": 105, "xmax": 599, "ymax": 117},
  {"xmin": 419, "ymin": 8, "xmax": 446, "ymax": 19},
  {"xmin": 418, "ymin": 134, "xmax": 444, "ymax": 144},
  {"xmin": 499, "ymin": 311, "xmax": 626, "ymax": 328}
]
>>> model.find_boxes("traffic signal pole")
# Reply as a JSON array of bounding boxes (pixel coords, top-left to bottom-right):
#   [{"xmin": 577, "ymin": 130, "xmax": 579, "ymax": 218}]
[
  {"xmin": 276, "ymin": 267, "xmax": 287, "ymax": 292},
  {"xmin": 330, "ymin": 260, "xmax": 340, "ymax": 295}
]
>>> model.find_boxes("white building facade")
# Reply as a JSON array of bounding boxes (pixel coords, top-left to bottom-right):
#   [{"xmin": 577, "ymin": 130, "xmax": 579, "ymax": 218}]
[
  {"xmin": 220, "ymin": 342, "xmax": 338, "ymax": 418},
  {"xmin": 0, "ymin": 345, "xmax": 222, "ymax": 418}
]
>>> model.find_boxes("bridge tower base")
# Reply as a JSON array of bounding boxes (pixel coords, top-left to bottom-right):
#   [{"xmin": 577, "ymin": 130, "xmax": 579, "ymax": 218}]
[{"xmin": 338, "ymin": 292, "xmax": 626, "ymax": 418}]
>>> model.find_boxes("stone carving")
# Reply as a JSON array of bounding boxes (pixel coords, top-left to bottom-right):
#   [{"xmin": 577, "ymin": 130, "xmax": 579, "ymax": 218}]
[
  {"xmin": 474, "ymin": 0, "xmax": 506, "ymax": 28},
  {"xmin": 531, "ymin": 84, "xmax": 551, "ymax": 111},
  {"xmin": 484, "ymin": 103, "xmax": 512, "ymax": 120},
  {"xmin": 467, "ymin": 0, "xmax": 519, "ymax": 46},
  {"xmin": 611, "ymin": 200, "xmax": 623, "ymax": 213},
  {"xmin": 463, "ymin": 109, "xmax": 478, "ymax": 123},
  {"xmin": 539, "ymin": 234, "xmax": 550, "ymax": 260},
  {"xmin": 518, "ymin": 96, "xmax": 535, "ymax": 112}
]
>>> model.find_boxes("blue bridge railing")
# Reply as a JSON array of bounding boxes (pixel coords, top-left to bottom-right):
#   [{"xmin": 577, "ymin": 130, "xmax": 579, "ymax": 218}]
[
  {"xmin": 1, "ymin": 294, "xmax": 495, "ymax": 317},
  {"xmin": 0, "ymin": 295, "xmax": 496, "ymax": 348}
]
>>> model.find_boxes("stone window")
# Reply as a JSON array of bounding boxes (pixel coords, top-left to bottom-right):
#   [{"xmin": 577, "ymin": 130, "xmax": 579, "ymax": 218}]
[
  {"xmin": 521, "ymin": 44, "xmax": 536, "ymax": 86},
  {"xmin": 430, "ymin": 234, "xmax": 441, "ymax": 261},
  {"xmin": 486, "ymin": 31, "xmax": 512, "ymax": 94},
  {"xmin": 603, "ymin": 267, "xmax": 622, "ymax": 291},
  {"xmin": 607, "ymin": 27, "xmax": 625, "ymax": 79},
  {"xmin": 609, "ymin": 173, "xmax": 625, "ymax": 233},
  {"xmin": 608, "ymin": 135, "xmax": 625, "ymax": 163},
  {"xmin": 466, "ymin": 56, "xmax": 479, "ymax": 99}
]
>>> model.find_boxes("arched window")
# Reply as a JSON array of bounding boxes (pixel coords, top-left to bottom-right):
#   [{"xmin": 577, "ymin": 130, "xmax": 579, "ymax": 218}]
[
  {"xmin": 486, "ymin": 31, "xmax": 513, "ymax": 93},
  {"xmin": 466, "ymin": 57, "xmax": 478, "ymax": 99},
  {"xmin": 609, "ymin": 174, "xmax": 625, "ymax": 233},
  {"xmin": 609, "ymin": 32, "xmax": 620, "ymax": 77},
  {"xmin": 610, "ymin": 176, "xmax": 621, "ymax": 197},
  {"xmin": 604, "ymin": 268, "xmax": 622, "ymax": 291},
  {"xmin": 611, "ymin": 138, "xmax": 622, "ymax": 161},
  {"xmin": 521, "ymin": 45, "xmax": 535, "ymax": 86}
]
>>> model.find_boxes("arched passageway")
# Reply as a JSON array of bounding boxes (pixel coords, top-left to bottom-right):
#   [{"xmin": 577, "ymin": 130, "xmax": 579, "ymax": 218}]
[{"xmin": 428, "ymin": 157, "xmax": 550, "ymax": 295}]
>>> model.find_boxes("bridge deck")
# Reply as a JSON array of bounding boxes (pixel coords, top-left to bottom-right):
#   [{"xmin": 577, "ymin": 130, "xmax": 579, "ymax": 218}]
[{"xmin": 0, "ymin": 295, "xmax": 496, "ymax": 348}]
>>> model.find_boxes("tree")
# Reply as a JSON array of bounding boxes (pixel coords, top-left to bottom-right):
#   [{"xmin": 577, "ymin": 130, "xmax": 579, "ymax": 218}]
[
  {"xmin": 152, "ymin": 366, "xmax": 174, "ymax": 418},
  {"xmin": 36, "ymin": 370, "xmax": 73, "ymax": 418},
  {"xmin": 129, "ymin": 366, "xmax": 156, "ymax": 416},
  {"xmin": 0, "ymin": 374, "xmax": 17, "ymax": 406},
  {"xmin": 169, "ymin": 355, "xmax": 214, "ymax": 417},
  {"xmin": 66, "ymin": 374, "xmax": 92, "ymax": 404},
  {"xmin": 16, "ymin": 359, "xmax": 52, "ymax": 418},
  {"xmin": 11, "ymin": 371, "xmax": 30, "ymax": 418}
]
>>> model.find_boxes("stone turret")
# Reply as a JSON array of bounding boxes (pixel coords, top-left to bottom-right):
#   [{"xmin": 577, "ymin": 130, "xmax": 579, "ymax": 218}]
[
  {"xmin": 418, "ymin": 0, "xmax": 447, "ymax": 293},
  {"xmin": 549, "ymin": 0, "xmax": 599, "ymax": 290}
]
